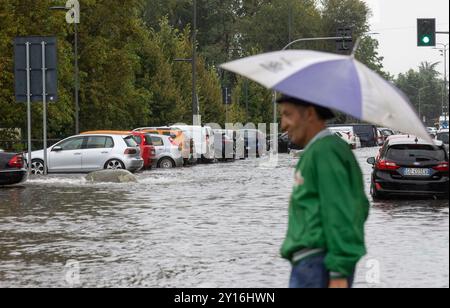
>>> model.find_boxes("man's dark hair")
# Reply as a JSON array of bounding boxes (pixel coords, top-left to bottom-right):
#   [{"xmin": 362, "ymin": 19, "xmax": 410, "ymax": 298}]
[{"xmin": 276, "ymin": 95, "xmax": 335, "ymax": 120}]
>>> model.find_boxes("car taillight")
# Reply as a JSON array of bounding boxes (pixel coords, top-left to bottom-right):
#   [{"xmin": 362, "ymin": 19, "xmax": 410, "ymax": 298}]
[
  {"xmin": 376, "ymin": 160, "xmax": 400, "ymax": 171},
  {"xmin": 8, "ymin": 155, "xmax": 24, "ymax": 168},
  {"xmin": 124, "ymin": 148, "xmax": 137, "ymax": 155},
  {"xmin": 433, "ymin": 162, "xmax": 449, "ymax": 172}
]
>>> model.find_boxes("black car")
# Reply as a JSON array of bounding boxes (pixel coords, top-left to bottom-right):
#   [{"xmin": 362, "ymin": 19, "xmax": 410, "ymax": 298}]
[
  {"xmin": 266, "ymin": 133, "xmax": 303, "ymax": 153},
  {"xmin": 367, "ymin": 136, "xmax": 449, "ymax": 199},
  {"xmin": 0, "ymin": 151, "xmax": 27, "ymax": 186},
  {"xmin": 277, "ymin": 133, "xmax": 290, "ymax": 153}
]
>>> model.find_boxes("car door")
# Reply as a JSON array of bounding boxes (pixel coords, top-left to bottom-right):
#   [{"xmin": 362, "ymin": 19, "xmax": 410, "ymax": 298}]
[
  {"xmin": 48, "ymin": 137, "xmax": 84, "ymax": 172},
  {"xmin": 82, "ymin": 136, "xmax": 115, "ymax": 171}
]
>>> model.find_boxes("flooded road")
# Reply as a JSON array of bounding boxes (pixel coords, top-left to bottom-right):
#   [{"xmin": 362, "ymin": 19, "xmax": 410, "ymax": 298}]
[{"xmin": 0, "ymin": 148, "xmax": 448, "ymax": 288}]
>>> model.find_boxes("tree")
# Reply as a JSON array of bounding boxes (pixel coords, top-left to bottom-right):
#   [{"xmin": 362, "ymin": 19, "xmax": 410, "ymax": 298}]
[{"xmin": 395, "ymin": 62, "xmax": 445, "ymax": 126}]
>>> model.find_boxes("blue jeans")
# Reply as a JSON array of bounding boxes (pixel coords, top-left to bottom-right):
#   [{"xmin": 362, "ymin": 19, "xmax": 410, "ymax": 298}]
[{"xmin": 289, "ymin": 253, "xmax": 354, "ymax": 288}]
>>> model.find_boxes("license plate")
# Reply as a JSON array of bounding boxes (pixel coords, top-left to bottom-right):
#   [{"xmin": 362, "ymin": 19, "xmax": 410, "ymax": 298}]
[{"xmin": 403, "ymin": 168, "xmax": 431, "ymax": 177}]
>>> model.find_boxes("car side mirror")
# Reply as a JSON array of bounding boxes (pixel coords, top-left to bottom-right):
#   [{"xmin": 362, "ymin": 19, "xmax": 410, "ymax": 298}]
[
  {"xmin": 52, "ymin": 146, "xmax": 63, "ymax": 152},
  {"xmin": 367, "ymin": 157, "xmax": 376, "ymax": 165}
]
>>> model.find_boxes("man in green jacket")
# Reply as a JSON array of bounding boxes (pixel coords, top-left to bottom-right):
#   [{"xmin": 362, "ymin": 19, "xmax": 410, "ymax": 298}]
[{"xmin": 278, "ymin": 95, "xmax": 370, "ymax": 289}]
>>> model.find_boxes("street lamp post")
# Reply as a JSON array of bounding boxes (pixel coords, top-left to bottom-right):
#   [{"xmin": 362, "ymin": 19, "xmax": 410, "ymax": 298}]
[
  {"xmin": 174, "ymin": 0, "xmax": 198, "ymax": 126},
  {"xmin": 434, "ymin": 43, "xmax": 448, "ymax": 120},
  {"xmin": 418, "ymin": 86, "xmax": 431, "ymax": 122},
  {"xmin": 192, "ymin": 0, "xmax": 198, "ymax": 125},
  {"xmin": 50, "ymin": 0, "xmax": 80, "ymax": 134},
  {"xmin": 404, "ymin": 84, "xmax": 431, "ymax": 122}
]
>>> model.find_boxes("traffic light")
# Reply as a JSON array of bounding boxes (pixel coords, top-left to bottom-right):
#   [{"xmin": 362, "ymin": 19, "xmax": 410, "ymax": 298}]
[
  {"xmin": 417, "ymin": 18, "xmax": 436, "ymax": 47},
  {"xmin": 336, "ymin": 27, "xmax": 353, "ymax": 54}
]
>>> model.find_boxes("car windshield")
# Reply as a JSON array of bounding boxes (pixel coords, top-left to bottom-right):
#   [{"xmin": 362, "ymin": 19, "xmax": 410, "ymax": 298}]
[
  {"xmin": 386, "ymin": 144, "xmax": 447, "ymax": 163},
  {"xmin": 437, "ymin": 132, "xmax": 449, "ymax": 144},
  {"xmin": 123, "ymin": 136, "xmax": 138, "ymax": 147}
]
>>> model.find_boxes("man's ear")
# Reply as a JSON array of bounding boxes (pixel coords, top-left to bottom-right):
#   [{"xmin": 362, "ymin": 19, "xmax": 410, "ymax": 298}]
[{"xmin": 305, "ymin": 106, "xmax": 316, "ymax": 121}]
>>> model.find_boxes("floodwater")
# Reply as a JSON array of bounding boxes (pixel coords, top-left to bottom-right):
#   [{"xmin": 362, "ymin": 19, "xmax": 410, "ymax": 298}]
[{"xmin": 0, "ymin": 148, "xmax": 448, "ymax": 288}]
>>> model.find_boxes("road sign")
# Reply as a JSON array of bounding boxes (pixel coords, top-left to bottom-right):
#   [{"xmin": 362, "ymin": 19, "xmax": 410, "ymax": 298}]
[
  {"xmin": 14, "ymin": 37, "xmax": 58, "ymax": 103},
  {"xmin": 336, "ymin": 27, "xmax": 353, "ymax": 54}
]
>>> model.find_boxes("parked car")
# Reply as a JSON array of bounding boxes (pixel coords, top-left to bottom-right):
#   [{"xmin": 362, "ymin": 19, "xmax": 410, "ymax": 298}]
[
  {"xmin": 377, "ymin": 128, "xmax": 395, "ymax": 145},
  {"xmin": 170, "ymin": 125, "xmax": 215, "ymax": 163},
  {"xmin": 328, "ymin": 126, "xmax": 361, "ymax": 149},
  {"xmin": 134, "ymin": 127, "xmax": 196, "ymax": 166},
  {"xmin": 436, "ymin": 129, "xmax": 449, "ymax": 144},
  {"xmin": 146, "ymin": 134, "xmax": 184, "ymax": 168},
  {"xmin": 239, "ymin": 129, "xmax": 266, "ymax": 158},
  {"xmin": 427, "ymin": 127, "xmax": 438, "ymax": 138},
  {"xmin": 436, "ymin": 129, "xmax": 449, "ymax": 152},
  {"xmin": 331, "ymin": 124, "xmax": 378, "ymax": 147},
  {"xmin": 29, "ymin": 134, "xmax": 143, "ymax": 174},
  {"xmin": 82, "ymin": 130, "xmax": 155, "ymax": 169},
  {"xmin": 277, "ymin": 133, "xmax": 290, "ymax": 153},
  {"xmin": 367, "ymin": 136, "xmax": 449, "ymax": 199},
  {"xmin": 213, "ymin": 129, "xmax": 235, "ymax": 161},
  {"xmin": 0, "ymin": 151, "xmax": 27, "ymax": 186}
]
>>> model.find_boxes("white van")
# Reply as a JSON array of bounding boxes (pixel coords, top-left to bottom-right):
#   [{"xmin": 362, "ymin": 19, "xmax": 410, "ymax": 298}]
[
  {"xmin": 328, "ymin": 126, "xmax": 361, "ymax": 149},
  {"xmin": 170, "ymin": 125, "xmax": 215, "ymax": 162}
]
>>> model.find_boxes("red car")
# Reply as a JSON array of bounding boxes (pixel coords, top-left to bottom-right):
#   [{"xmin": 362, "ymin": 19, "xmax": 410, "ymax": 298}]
[{"xmin": 81, "ymin": 131, "xmax": 155, "ymax": 169}]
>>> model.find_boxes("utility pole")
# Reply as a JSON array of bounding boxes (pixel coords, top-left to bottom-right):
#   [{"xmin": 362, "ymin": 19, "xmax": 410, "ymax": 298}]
[
  {"xmin": 192, "ymin": 0, "xmax": 198, "ymax": 125},
  {"xmin": 50, "ymin": 0, "xmax": 80, "ymax": 134}
]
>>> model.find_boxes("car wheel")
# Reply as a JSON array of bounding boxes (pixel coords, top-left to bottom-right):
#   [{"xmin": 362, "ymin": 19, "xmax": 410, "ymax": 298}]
[
  {"xmin": 158, "ymin": 157, "xmax": 175, "ymax": 169},
  {"xmin": 104, "ymin": 159, "xmax": 125, "ymax": 170},
  {"xmin": 31, "ymin": 159, "xmax": 46, "ymax": 175},
  {"xmin": 371, "ymin": 183, "xmax": 386, "ymax": 201}
]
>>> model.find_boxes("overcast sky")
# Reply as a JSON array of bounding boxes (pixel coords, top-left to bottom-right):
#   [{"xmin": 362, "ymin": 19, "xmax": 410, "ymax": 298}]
[{"xmin": 363, "ymin": 0, "xmax": 449, "ymax": 77}]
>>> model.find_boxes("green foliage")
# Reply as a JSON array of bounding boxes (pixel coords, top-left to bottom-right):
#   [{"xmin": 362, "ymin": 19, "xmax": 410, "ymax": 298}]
[{"xmin": 395, "ymin": 62, "xmax": 448, "ymax": 126}]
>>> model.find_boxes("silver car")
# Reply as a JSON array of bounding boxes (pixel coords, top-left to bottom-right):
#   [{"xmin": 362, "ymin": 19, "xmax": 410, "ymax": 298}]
[
  {"xmin": 30, "ymin": 134, "xmax": 144, "ymax": 174},
  {"xmin": 146, "ymin": 134, "xmax": 184, "ymax": 168}
]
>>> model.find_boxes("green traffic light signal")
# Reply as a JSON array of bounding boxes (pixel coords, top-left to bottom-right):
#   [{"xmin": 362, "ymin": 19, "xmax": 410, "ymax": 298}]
[
  {"xmin": 421, "ymin": 35, "xmax": 431, "ymax": 45},
  {"xmin": 417, "ymin": 18, "xmax": 436, "ymax": 47}
]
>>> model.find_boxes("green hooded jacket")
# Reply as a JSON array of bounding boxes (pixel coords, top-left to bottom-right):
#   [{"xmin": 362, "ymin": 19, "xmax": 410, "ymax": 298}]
[{"xmin": 281, "ymin": 132, "xmax": 370, "ymax": 278}]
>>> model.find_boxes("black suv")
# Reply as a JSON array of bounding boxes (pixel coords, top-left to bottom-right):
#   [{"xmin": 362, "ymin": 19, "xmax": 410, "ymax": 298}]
[{"xmin": 367, "ymin": 136, "xmax": 449, "ymax": 199}]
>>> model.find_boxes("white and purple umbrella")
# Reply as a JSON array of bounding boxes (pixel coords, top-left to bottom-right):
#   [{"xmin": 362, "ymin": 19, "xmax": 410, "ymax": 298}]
[{"xmin": 221, "ymin": 50, "xmax": 431, "ymax": 142}]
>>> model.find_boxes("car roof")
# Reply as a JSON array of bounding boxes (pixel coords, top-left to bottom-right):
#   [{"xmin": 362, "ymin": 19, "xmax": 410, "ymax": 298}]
[
  {"xmin": 81, "ymin": 130, "xmax": 136, "ymax": 135},
  {"xmin": 386, "ymin": 135, "xmax": 443, "ymax": 147},
  {"xmin": 78, "ymin": 133, "xmax": 131, "ymax": 138},
  {"xmin": 329, "ymin": 126, "xmax": 353, "ymax": 130}
]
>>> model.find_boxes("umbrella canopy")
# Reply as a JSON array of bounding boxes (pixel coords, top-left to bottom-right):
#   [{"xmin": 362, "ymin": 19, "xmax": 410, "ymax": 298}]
[{"xmin": 220, "ymin": 50, "xmax": 432, "ymax": 142}]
